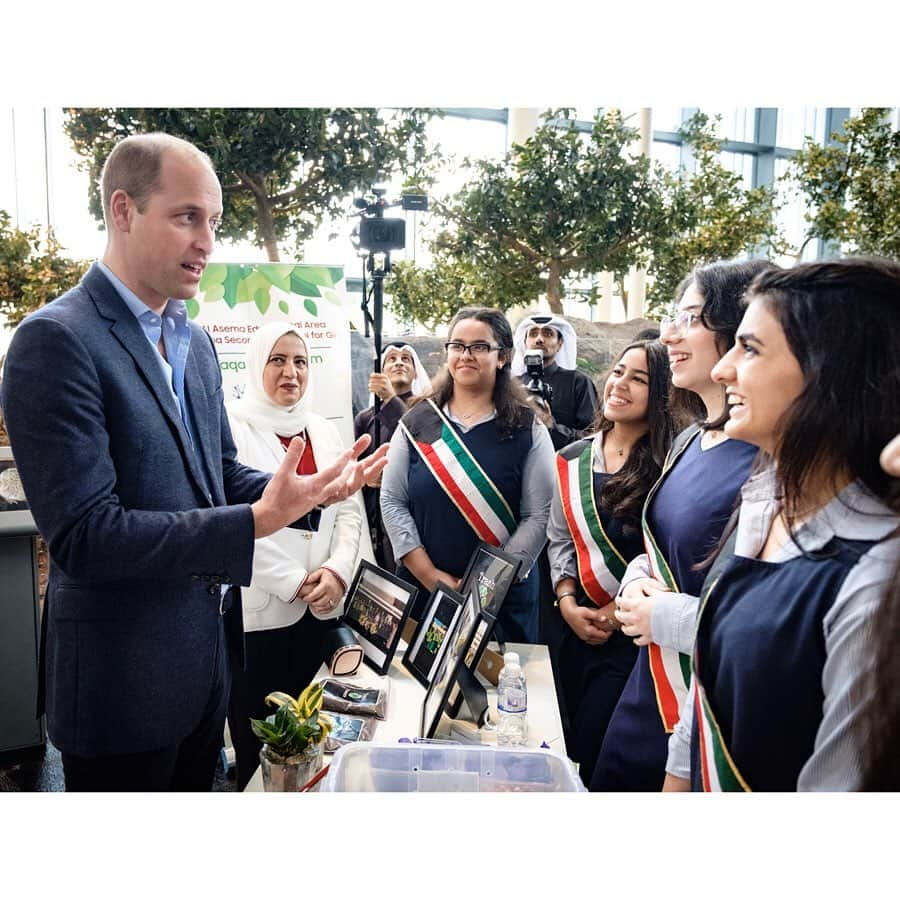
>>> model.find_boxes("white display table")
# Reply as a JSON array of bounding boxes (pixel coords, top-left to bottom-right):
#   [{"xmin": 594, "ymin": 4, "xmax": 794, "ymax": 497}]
[{"xmin": 244, "ymin": 641, "xmax": 566, "ymax": 791}]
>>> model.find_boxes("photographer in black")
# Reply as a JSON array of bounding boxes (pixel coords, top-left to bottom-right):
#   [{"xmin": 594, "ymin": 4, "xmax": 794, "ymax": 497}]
[{"xmin": 512, "ymin": 314, "xmax": 598, "ymax": 451}]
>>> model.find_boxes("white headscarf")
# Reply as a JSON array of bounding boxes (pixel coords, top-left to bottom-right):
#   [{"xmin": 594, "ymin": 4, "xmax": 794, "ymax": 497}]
[
  {"xmin": 511, "ymin": 313, "xmax": 578, "ymax": 375},
  {"xmin": 226, "ymin": 322, "xmax": 315, "ymax": 436},
  {"xmin": 379, "ymin": 342, "xmax": 431, "ymax": 397}
]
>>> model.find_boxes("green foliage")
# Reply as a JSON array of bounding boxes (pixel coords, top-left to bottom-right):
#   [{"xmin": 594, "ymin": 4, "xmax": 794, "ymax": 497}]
[
  {"xmin": 249, "ymin": 682, "xmax": 332, "ymax": 760},
  {"xmin": 0, "ymin": 211, "xmax": 89, "ymax": 326},
  {"xmin": 644, "ymin": 113, "xmax": 786, "ymax": 316},
  {"xmin": 788, "ymin": 108, "xmax": 900, "ymax": 259},
  {"xmin": 193, "ymin": 262, "xmax": 342, "ymax": 319},
  {"xmin": 387, "ymin": 110, "xmax": 785, "ymax": 326},
  {"xmin": 387, "ymin": 256, "xmax": 539, "ymax": 330},
  {"xmin": 63, "ymin": 108, "xmax": 437, "ymax": 261},
  {"xmin": 388, "ymin": 109, "xmax": 663, "ymax": 321}
]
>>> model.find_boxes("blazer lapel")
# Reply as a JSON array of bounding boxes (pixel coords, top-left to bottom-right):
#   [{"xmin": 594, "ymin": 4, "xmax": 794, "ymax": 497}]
[
  {"xmin": 84, "ymin": 265, "xmax": 211, "ymax": 500},
  {"xmin": 183, "ymin": 348, "xmax": 220, "ymax": 503}
]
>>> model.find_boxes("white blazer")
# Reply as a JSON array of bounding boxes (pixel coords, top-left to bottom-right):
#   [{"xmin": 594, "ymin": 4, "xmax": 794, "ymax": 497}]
[{"xmin": 228, "ymin": 413, "xmax": 370, "ymax": 632}]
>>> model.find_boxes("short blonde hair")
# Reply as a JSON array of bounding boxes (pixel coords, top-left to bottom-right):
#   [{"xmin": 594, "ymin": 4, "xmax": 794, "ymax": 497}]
[{"xmin": 100, "ymin": 133, "xmax": 215, "ymax": 226}]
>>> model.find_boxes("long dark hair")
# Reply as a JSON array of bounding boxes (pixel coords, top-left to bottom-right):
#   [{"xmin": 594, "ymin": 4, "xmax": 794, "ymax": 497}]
[
  {"xmin": 674, "ymin": 258, "xmax": 779, "ymax": 429},
  {"xmin": 747, "ymin": 257, "xmax": 900, "ymax": 524},
  {"xmin": 589, "ymin": 339, "xmax": 678, "ymax": 524},
  {"xmin": 419, "ymin": 306, "xmax": 531, "ymax": 439}
]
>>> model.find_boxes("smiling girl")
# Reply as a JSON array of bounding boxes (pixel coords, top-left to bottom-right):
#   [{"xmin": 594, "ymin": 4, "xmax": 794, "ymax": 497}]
[
  {"xmin": 590, "ymin": 259, "xmax": 773, "ymax": 792},
  {"xmin": 547, "ymin": 339, "xmax": 683, "ymax": 783},
  {"xmin": 664, "ymin": 257, "xmax": 900, "ymax": 791}
]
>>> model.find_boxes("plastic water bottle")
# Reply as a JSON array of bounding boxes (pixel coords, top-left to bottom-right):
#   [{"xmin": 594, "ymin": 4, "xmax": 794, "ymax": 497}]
[{"xmin": 496, "ymin": 651, "xmax": 528, "ymax": 746}]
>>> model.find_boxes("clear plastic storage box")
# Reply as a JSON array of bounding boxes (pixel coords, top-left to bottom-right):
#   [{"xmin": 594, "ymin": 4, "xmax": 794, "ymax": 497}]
[{"xmin": 319, "ymin": 742, "xmax": 585, "ymax": 792}]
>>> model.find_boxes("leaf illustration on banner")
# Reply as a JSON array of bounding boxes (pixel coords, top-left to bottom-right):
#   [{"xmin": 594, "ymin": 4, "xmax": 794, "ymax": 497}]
[
  {"xmin": 289, "ymin": 269, "xmax": 322, "ymax": 298},
  {"xmin": 304, "ymin": 298, "xmax": 318, "ymax": 316},
  {"xmin": 299, "ymin": 265, "xmax": 342, "ymax": 288},
  {"xmin": 320, "ymin": 287, "xmax": 344, "ymax": 306},
  {"xmin": 258, "ymin": 264, "xmax": 292, "ymax": 292},
  {"xmin": 199, "ymin": 263, "xmax": 227, "ymax": 292},
  {"xmin": 222, "ymin": 265, "xmax": 245, "ymax": 308},
  {"xmin": 203, "ymin": 283, "xmax": 225, "ymax": 302},
  {"xmin": 185, "ymin": 298, "xmax": 200, "ymax": 319},
  {"xmin": 254, "ymin": 287, "xmax": 270, "ymax": 315},
  {"xmin": 278, "ymin": 300, "xmax": 289, "ymax": 314}
]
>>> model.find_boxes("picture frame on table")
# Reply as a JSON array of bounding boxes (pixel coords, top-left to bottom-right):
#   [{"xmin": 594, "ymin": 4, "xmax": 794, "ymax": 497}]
[
  {"xmin": 420, "ymin": 619, "xmax": 479, "ymax": 739},
  {"xmin": 340, "ymin": 560, "xmax": 417, "ymax": 676},
  {"xmin": 445, "ymin": 543, "xmax": 521, "ymax": 717},
  {"xmin": 402, "ymin": 582, "xmax": 467, "ymax": 689},
  {"xmin": 458, "ymin": 542, "xmax": 520, "ymax": 619}
]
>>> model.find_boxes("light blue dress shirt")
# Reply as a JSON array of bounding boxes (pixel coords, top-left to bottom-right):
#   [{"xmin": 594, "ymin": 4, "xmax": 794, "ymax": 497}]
[{"xmin": 98, "ymin": 262, "xmax": 202, "ymax": 459}]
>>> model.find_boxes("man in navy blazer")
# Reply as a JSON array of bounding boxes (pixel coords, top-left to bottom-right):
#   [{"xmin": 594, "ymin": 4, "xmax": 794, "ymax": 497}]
[{"xmin": 0, "ymin": 133, "xmax": 386, "ymax": 790}]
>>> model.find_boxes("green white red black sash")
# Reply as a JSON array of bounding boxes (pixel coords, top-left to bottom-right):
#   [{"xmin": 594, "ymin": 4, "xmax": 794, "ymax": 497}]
[
  {"xmin": 555, "ymin": 439, "xmax": 626, "ymax": 606},
  {"xmin": 399, "ymin": 399, "xmax": 516, "ymax": 546},
  {"xmin": 692, "ymin": 578, "xmax": 751, "ymax": 792},
  {"xmin": 641, "ymin": 429, "xmax": 699, "ymax": 733}
]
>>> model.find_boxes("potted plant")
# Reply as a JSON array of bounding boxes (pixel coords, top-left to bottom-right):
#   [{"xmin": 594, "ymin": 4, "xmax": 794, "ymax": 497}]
[{"xmin": 250, "ymin": 681, "xmax": 333, "ymax": 791}]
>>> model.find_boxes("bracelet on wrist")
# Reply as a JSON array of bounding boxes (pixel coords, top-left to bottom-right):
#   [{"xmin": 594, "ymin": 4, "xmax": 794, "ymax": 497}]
[{"xmin": 555, "ymin": 592, "xmax": 577, "ymax": 607}]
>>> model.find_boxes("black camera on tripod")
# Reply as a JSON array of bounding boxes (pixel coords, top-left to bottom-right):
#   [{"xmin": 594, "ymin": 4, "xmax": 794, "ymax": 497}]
[
  {"xmin": 354, "ymin": 187, "xmax": 428, "ymax": 253},
  {"xmin": 523, "ymin": 350, "xmax": 553, "ymax": 407}
]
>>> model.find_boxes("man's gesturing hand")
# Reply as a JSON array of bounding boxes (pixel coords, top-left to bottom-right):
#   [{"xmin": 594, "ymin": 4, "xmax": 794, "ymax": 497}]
[{"xmin": 252, "ymin": 435, "xmax": 389, "ymax": 538}]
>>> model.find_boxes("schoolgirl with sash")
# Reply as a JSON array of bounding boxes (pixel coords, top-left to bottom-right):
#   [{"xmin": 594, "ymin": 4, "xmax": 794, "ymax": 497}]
[
  {"xmin": 547, "ymin": 339, "xmax": 683, "ymax": 783},
  {"xmin": 590, "ymin": 259, "xmax": 772, "ymax": 792},
  {"xmin": 380, "ymin": 307, "xmax": 556, "ymax": 644},
  {"xmin": 664, "ymin": 258, "xmax": 900, "ymax": 791}
]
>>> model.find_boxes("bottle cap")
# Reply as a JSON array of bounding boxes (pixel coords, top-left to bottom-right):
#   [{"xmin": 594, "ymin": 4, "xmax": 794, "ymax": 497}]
[{"xmin": 503, "ymin": 651, "xmax": 520, "ymax": 666}]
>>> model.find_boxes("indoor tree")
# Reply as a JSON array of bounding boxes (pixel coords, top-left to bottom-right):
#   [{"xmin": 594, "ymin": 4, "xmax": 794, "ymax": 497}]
[
  {"xmin": 389, "ymin": 109, "xmax": 663, "ymax": 319},
  {"xmin": 0, "ymin": 210, "xmax": 89, "ymax": 327},
  {"xmin": 643, "ymin": 112, "xmax": 786, "ymax": 315},
  {"xmin": 787, "ymin": 107, "xmax": 900, "ymax": 260},
  {"xmin": 64, "ymin": 107, "xmax": 436, "ymax": 262}
]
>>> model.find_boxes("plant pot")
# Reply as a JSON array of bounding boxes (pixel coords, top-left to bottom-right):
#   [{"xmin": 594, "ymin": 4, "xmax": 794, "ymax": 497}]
[{"xmin": 259, "ymin": 742, "xmax": 324, "ymax": 792}]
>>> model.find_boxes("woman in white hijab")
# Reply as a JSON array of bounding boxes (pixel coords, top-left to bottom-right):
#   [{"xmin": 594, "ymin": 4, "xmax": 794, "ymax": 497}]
[{"xmin": 225, "ymin": 322, "xmax": 366, "ymax": 790}]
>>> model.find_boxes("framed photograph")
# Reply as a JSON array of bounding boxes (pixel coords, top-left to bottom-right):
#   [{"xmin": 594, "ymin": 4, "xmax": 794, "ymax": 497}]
[
  {"xmin": 458, "ymin": 542, "xmax": 521, "ymax": 619},
  {"xmin": 402, "ymin": 582, "xmax": 467, "ymax": 688},
  {"xmin": 341, "ymin": 561, "xmax": 417, "ymax": 676},
  {"xmin": 443, "ymin": 543, "xmax": 520, "ymax": 718},
  {"xmin": 420, "ymin": 614, "xmax": 481, "ymax": 739}
]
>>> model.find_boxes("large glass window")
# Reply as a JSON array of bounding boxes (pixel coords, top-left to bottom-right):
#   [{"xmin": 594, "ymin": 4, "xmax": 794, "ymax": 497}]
[
  {"xmin": 651, "ymin": 140, "xmax": 682, "ymax": 172},
  {"xmin": 650, "ymin": 107, "xmax": 684, "ymax": 133},
  {"xmin": 776, "ymin": 108, "xmax": 826, "ymax": 148},
  {"xmin": 702, "ymin": 107, "xmax": 755, "ymax": 143},
  {"xmin": 719, "ymin": 151, "xmax": 755, "ymax": 189}
]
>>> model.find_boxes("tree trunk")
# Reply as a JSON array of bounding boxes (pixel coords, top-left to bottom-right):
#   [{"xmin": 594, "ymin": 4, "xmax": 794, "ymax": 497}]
[
  {"xmin": 238, "ymin": 170, "xmax": 281, "ymax": 262},
  {"xmin": 253, "ymin": 194, "xmax": 281, "ymax": 262},
  {"xmin": 545, "ymin": 260, "xmax": 564, "ymax": 314}
]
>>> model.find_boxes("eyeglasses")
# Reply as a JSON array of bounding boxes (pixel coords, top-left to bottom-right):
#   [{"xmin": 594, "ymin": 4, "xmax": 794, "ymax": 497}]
[
  {"xmin": 660, "ymin": 310, "xmax": 700, "ymax": 337},
  {"xmin": 444, "ymin": 341, "xmax": 502, "ymax": 357}
]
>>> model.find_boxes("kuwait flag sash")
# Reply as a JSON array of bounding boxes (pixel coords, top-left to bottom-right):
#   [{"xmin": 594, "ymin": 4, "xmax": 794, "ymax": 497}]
[
  {"xmin": 693, "ymin": 669, "xmax": 750, "ymax": 792},
  {"xmin": 555, "ymin": 440, "xmax": 626, "ymax": 605},
  {"xmin": 399, "ymin": 400, "xmax": 516, "ymax": 547},
  {"xmin": 692, "ymin": 577, "xmax": 750, "ymax": 792},
  {"xmin": 641, "ymin": 435, "xmax": 698, "ymax": 734}
]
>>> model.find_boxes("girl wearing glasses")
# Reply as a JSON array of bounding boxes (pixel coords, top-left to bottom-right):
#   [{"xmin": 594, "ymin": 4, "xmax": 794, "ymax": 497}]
[
  {"xmin": 664, "ymin": 258, "xmax": 900, "ymax": 791},
  {"xmin": 546, "ymin": 338, "xmax": 687, "ymax": 784},
  {"xmin": 381, "ymin": 307, "xmax": 555, "ymax": 643},
  {"xmin": 590, "ymin": 258, "xmax": 772, "ymax": 792}
]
